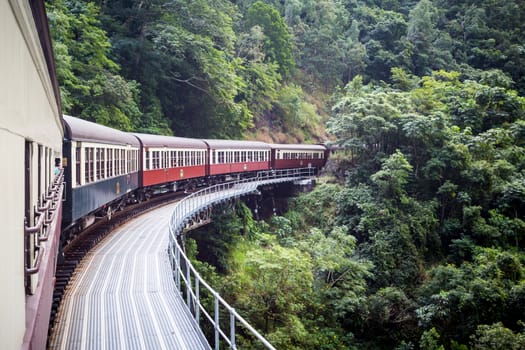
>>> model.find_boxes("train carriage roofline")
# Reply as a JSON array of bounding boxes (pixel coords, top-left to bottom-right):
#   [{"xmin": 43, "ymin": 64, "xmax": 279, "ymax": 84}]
[
  {"xmin": 132, "ymin": 133, "xmax": 208, "ymax": 148},
  {"xmin": 63, "ymin": 115, "xmax": 140, "ymax": 147},
  {"xmin": 203, "ymin": 139, "xmax": 271, "ymax": 149},
  {"xmin": 269, "ymin": 143, "xmax": 327, "ymax": 151}
]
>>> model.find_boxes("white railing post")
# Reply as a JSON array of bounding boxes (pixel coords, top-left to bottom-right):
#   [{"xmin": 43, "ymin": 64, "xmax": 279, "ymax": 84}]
[
  {"xmin": 186, "ymin": 260, "xmax": 191, "ymax": 307},
  {"xmin": 230, "ymin": 310, "xmax": 236, "ymax": 350},
  {"xmin": 175, "ymin": 246, "xmax": 180, "ymax": 290},
  {"xmin": 214, "ymin": 294, "xmax": 220, "ymax": 350},
  {"xmin": 195, "ymin": 278, "xmax": 200, "ymax": 323}
]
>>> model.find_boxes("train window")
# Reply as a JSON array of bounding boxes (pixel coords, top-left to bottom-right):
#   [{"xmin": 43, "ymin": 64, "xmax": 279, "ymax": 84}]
[
  {"xmin": 75, "ymin": 146, "xmax": 81, "ymax": 185},
  {"xmin": 114, "ymin": 150, "xmax": 119, "ymax": 175},
  {"xmin": 120, "ymin": 150, "xmax": 125, "ymax": 174},
  {"xmin": 129, "ymin": 150, "xmax": 133, "ymax": 172},
  {"xmin": 108, "ymin": 149, "xmax": 113, "ymax": 177},
  {"xmin": 37, "ymin": 145, "xmax": 42, "ymax": 200},
  {"xmin": 101, "ymin": 148, "xmax": 106, "ymax": 179},
  {"xmin": 132, "ymin": 150, "xmax": 136, "ymax": 172},
  {"xmin": 85, "ymin": 147, "xmax": 94, "ymax": 183},
  {"xmin": 151, "ymin": 151, "xmax": 158, "ymax": 169},
  {"xmin": 234, "ymin": 151, "xmax": 239, "ymax": 163},
  {"xmin": 114, "ymin": 150, "xmax": 118, "ymax": 175},
  {"xmin": 241, "ymin": 151, "xmax": 246, "ymax": 162},
  {"xmin": 43, "ymin": 147, "xmax": 48, "ymax": 191},
  {"xmin": 170, "ymin": 151, "xmax": 176, "ymax": 167},
  {"xmin": 95, "ymin": 148, "xmax": 101, "ymax": 180}
]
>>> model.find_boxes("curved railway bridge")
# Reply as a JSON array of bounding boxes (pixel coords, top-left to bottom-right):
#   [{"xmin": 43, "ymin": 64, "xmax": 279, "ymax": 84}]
[{"xmin": 49, "ymin": 168, "xmax": 315, "ymax": 349}]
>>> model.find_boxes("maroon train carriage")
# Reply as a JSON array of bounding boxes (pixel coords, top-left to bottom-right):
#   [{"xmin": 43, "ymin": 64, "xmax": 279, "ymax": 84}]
[
  {"xmin": 204, "ymin": 139, "xmax": 271, "ymax": 179},
  {"xmin": 133, "ymin": 133, "xmax": 208, "ymax": 192},
  {"xmin": 270, "ymin": 143, "xmax": 328, "ymax": 170}
]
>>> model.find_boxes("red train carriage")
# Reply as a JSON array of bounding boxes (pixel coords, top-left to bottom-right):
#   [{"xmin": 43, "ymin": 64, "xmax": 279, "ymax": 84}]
[
  {"xmin": 270, "ymin": 143, "xmax": 328, "ymax": 170},
  {"xmin": 133, "ymin": 133, "xmax": 208, "ymax": 190},
  {"xmin": 204, "ymin": 139, "xmax": 271, "ymax": 178}
]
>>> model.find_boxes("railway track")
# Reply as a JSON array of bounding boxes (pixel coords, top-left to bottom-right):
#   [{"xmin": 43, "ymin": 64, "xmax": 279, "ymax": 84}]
[{"xmin": 49, "ymin": 191, "xmax": 186, "ymax": 333}]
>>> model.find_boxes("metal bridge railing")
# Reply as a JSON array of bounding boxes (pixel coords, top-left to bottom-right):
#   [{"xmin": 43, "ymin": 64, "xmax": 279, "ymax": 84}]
[{"xmin": 168, "ymin": 167, "xmax": 315, "ymax": 349}]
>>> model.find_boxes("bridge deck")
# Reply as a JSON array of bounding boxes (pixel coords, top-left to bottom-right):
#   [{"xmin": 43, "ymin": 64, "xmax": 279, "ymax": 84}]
[{"xmin": 48, "ymin": 203, "xmax": 210, "ymax": 350}]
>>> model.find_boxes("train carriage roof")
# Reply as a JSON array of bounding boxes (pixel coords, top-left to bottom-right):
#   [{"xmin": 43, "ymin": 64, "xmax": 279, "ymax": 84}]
[
  {"xmin": 270, "ymin": 143, "xmax": 327, "ymax": 151},
  {"xmin": 63, "ymin": 115, "xmax": 140, "ymax": 147},
  {"xmin": 203, "ymin": 139, "xmax": 271, "ymax": 150},
  {"xmin": 133, "ymin": 133, "xmax": 207, "ymax": 149}
]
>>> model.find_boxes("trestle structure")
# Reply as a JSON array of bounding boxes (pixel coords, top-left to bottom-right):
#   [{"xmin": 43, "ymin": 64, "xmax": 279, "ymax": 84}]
[{"xmin": 168, "ymin": 168, "xmax": 316, "ymax": 350}]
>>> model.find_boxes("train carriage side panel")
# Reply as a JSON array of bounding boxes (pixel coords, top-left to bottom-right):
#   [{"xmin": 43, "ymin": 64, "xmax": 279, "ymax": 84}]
[
  {"xmin": 270, "ymin": 144, "xmax": 327, "ymax": 170},
  {"xmin": 63, "ymin": 116, "xmax": 140, "ymax": 226},
  {"xmin": 204, "ymin": 139, "xmax": 271, "ymax": 176},
  {"xmin": 133, "ymin": 133, "xmax": 207, "ymax": 187},
  {"xmin": 1, "ymin": 0, "xmax": 64, "ymax": 348}
]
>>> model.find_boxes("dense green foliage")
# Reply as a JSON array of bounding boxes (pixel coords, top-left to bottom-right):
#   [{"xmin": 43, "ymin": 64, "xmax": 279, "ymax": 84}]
[
  {"xmin": 48, "ymin": 0, "xmax": 525, "ymax": 139},
  {"xmin": 46, "ymin": 0, "xmax": 525, "ymax": 348}
]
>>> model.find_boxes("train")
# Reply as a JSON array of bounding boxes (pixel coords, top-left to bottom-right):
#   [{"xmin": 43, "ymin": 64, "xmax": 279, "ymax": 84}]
[
  {"xmin": 61, "ymin": 115, "xmax": 329, "ymax": 242},
  {"xmin": 3, "ymin": 1, "xmax": 328, "ymax": 349}
]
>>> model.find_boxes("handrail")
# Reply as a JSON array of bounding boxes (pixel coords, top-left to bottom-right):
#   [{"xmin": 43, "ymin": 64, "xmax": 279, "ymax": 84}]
[
  {"xmin": 24, "ymin": 169, "xmax": 64, "ymax": 277},
  {"xmin": 168, "ymin": 168, "xmax": 316, "ymax": 349},
  {"xmin": 25, "ymin": 246, "xmax": 45, "ymax": 275}
]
